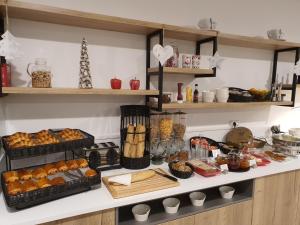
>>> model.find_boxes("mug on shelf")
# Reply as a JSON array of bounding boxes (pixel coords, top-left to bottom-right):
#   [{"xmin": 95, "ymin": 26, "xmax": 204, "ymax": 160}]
[
  {"xmin": 182, "ymin": 54, "xmax": 192, "ymax": 68},
  {"xmin": 192, "ymin": 55, "xmax": 201, "ymax": 68}
]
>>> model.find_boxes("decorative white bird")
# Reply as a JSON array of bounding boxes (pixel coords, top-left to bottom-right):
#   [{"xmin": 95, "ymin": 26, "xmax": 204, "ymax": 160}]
[
  {"xmin": 293, "ymin": 59, "xmax": 300, "ymax": 75},
  {"xmin": 0, "ymin": 30, "xmax": 22, "ymax": 60},
  {"xmin": 0, "ymin": 2, "xmax": 22, "ymax": 60},
  {"xmin": 208, "ymin": 51, "xmax": 225, "ymax": 70}
]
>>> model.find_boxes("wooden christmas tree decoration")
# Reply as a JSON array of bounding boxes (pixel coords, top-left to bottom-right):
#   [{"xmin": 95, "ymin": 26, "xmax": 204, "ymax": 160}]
[{"xmin": 79, "ymin": 38, "xmax": 93, "ymax": 89}]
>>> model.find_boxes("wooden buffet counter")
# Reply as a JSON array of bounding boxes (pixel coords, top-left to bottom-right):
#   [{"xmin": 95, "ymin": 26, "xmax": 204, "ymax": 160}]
[{"xmin": 2, "ymin": 160, "xmax": 300, "ymax": 225}]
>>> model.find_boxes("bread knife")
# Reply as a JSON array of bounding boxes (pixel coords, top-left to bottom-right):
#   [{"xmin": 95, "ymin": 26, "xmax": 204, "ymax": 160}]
[{"xmin": 150, "ymin": 169, "xmax": 178, "ymax": 182}]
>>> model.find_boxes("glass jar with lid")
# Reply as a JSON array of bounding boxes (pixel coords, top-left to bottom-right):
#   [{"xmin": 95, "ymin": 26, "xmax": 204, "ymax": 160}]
[
  {"xmin": 159, "ymin": 111, "xmax": 174, "ymax": 141},
  {"xmin": 27, "ymin": 58, "xmax": 52, "ymax": 88},
  {"xmin": 173, "ymin": 111, "xmax": 187, "ymax": 140},
  {"xmin": 150, "ymin": 112, "xmax": 161, "ymax": 144}
]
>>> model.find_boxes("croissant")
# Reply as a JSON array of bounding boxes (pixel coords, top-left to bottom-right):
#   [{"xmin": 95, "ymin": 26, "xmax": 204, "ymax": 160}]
[
  {"xmin": 32, "ymin": 168, "xmax": 47, "ymax": 179},
  {"xmin": 3, "ymin": 171, "xmax": 19, "ymax": 183}
]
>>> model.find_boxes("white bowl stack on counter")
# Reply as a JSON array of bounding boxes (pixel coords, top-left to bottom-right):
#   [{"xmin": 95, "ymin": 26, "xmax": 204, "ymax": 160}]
[{"xmin": 201, "ymin": 87, "xmax": 229, "ymax": 103}]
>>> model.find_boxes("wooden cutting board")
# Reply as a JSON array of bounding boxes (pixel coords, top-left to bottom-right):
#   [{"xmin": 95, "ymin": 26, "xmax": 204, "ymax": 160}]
[{"xmin": 102, "ymin": 169, "xmax": 179, "ymax": 199}]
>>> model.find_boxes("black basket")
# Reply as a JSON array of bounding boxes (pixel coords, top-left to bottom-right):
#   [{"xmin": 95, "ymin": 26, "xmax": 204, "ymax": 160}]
[
  {"xmin": 120, "ymin": 105, "xmax": 150, "ymax": 170},
  {"xmin": 228, "ymin": 87, "xmax": 254, "ymax": 102},
  {"xmin": 2, "ymin": 129, "xmax": 94, "ymax": 160},
  {"xmin": 1, "ymin": 167, "xmax": 101, "ymax": 209},
  {"xmin": 168, "ymin": 161, "xmax": 194, "ymax": 179}
]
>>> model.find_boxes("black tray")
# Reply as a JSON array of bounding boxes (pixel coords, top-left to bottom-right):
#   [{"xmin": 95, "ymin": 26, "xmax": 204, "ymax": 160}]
[
  {"xmin": 228, "ymin": 87, "xmax": 254, "ymax": 102},
  {"xmin": 2, "ymin": 129, "xmax": 94, "ymax": 160},
  {"xmin": 1, "ymin": 168, "xmax": 101, "ymax": 209}
]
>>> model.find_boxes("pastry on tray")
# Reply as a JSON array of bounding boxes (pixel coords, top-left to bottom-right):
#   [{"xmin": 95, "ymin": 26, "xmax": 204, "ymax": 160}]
[
  {"xmin": 7, "ymin": 181, "xmax": 23, "ymax": 195},
  {"xmin": 44, "ymin": 163, "xmax": 58, "ymax": 175},
  {"xmin": 55, "ymin": 161, "xmax": 68, "ymax": 172},
  {"xmin": 50, "ymin": 177, "xmax": 65, "ymax": 186},
  {"xmin": 85, "ymin": 169, "xmax": 97, "ymax": 177},
  {"xmin": 66, "ymin": 160, "xmax": 79, "ymax": 170},
  {"xmin": 22, "ymin": 180, "xmax": 38, "ymax": 192},
  {"xmin": 57, "ymin": 128, "xmax": 84, "ymax": 141},
  {"xmin": 32, "ymin": 168, "xmax": 47, "ymax": 179},
  {"xmin": 18, "ymin": 169, "xmax": 33, "ymax": 181},
  {"xmin": 77, "ymin": 158, "xmax": 88, "ymax": 168},
  {"xmin": 3, "ymin": 171, "xmax": 19, "ymax": 183},
  {"xmin": 37, "ymin": 178, "xmax": 51, "ymax": 188}
]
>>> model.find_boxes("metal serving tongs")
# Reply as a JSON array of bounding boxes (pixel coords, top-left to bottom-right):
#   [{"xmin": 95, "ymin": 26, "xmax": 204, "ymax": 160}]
[{"xmin": 64, "ymin": 169, "xmax": 84, "ymax": 180}]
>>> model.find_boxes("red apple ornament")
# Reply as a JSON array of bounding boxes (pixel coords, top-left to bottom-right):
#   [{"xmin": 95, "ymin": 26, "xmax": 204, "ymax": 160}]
[
  {"xmin": 111, "ymin": 77, "xmax": 122, "ymax": 89},
  {"xmin": 130, "ymin": 77, "xmax": 140, "ymax": 90}
]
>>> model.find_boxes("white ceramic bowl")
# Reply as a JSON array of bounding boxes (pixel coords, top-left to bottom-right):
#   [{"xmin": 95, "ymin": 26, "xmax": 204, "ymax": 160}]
[
  {"xmin": 189, "ymin": 192, "xmax": 206, "ymax": 206},
  {"xmin": 163, "ymin": 198, "xmax": 180, "ymax": 214},
  {"xmin": 216, "ymin": 88, "xmax": 229, "ymax": 95},
  {"xmin": 289, "ymin": 128, "xmax": 300, "ymax": 138},
  {"xmin": 216, "ymin": 98, "xmax": 228, "ymax": 103},
  {"xmin": 219, "ymin": 186, "xmax": 235, "ymax": 199},
  {"xmin": 132, "ymin": 204, "xmax": 151, "ymax": 222}
]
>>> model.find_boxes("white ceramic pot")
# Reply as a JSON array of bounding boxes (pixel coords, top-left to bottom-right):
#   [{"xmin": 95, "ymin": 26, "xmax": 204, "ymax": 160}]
[
  {"xmin": 189, "ymin": 192, "xmax": 206, "ymax": 206},
  {"xmin": 132, "ymin": 204, "xmax": 151, "ymax": 222},
  {"xmin": 163, "ymin": 198, "xmax": 180, "ymax": 214},
  {"xmin": 203, "ymin": 91, "xmax": 215, "ymax": 102},
  {"xmin": 219, "ymin": 186, "xmax": 235, "ymax": 199},
  {"xmin": 216, "ymin": 97, "xmax": 228, "ymax": 103},
  {"xmin": 216, "ymin": 88, "xmax": 229, "ymax": 96}
]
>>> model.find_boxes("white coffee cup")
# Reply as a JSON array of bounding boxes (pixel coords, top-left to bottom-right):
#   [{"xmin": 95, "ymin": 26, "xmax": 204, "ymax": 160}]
[
  {"xmin": 198, "ymin": 18, "xmax": 217, "ymax": 30},
  {"xmin": 132, "ymin": 204, "xmax": 151, "ymax": 222},
  {"xmin": 189, "ymin": 192, "xmax": 206, "ymax": 207},
  {"xmin": 163, "ymin": 198, "xmax": 180, "ymax": 214},
  {"xmin": 267, "ymin": 29, "xmax": 285, "ymax": 40},
  {"xmin": 203, "ymin": 91, "xmax": 215, "ymax": 102},
  {"xmin": 219, "ymin": 186, "xmax": 235, "ymax": 199}
]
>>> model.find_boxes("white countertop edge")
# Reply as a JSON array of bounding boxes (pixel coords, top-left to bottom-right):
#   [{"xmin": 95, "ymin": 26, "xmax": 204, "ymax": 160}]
[{"xmin": 1, "ymin": 159, "xmax": 300, "ymax": 225}]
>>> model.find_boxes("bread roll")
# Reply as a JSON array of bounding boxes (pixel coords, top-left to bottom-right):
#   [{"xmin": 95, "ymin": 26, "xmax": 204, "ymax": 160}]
[
  {"xmin": 77, "ymin": 158, "xmax": 88, "ymax": 168},
  {"xmin": 126, "ymin": 124, "xmax": 135, "ymax": 143},
  {"xmin": 124, "ymin": 142, "xmax": 131, "ymax": 157},
  {"xmin": 131, "ymin": 170, "xmax": 155, "ymax": 183},
  {"xmin": 4, "ymin": 171, "xmax": 19, "ymax": 183},
  {"xmin": 50, "ymin": 177, "xmax": 65, "ymax": 186},
  {"xmin": 44, "ymin": 164, "xmax": 58, "ymax": 175},
  {"xmin": 129, "ymin": 144, "xmax": 137, "ymax": 158},
  {"xmin": 56, "ymin": 161, "xmax": 68, "ymax": 172},
  {"xmin": 32, "ymin": 168, "xmax": 47, "ymax": 179},
  {"xmin": 136, "ymin": 142, "xmax": 145, "ymax": 158},
  {"xmin": 7, "ymin": 181, "xmax": 23, "ymax": 195},
  {"xmin": 136, "ymin": 124, "xmax": 146, "ymax": 142},
  {"xmin": 18, "ymin": 169, "xmax": 32, "ymax": 181},
  {"xmin": 37, "ymin": 178, "xmax": 51, "ymax": 188},
  {"xmin": 66, "ymin": 160, "xmax": 79, "ymax": 170},
  {"xmin": 85, "ymin": 169, "xmax": 97, "ymax": 177},
  {"xmin": 23, "ymin": 180, "xmax": 38, "ymax": 192}
]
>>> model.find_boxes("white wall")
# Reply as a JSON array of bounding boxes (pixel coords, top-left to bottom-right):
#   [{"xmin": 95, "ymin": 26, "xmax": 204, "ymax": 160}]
[{"xmin": 2, "ymin": 0, "xmax": 300, "ymax": 144}]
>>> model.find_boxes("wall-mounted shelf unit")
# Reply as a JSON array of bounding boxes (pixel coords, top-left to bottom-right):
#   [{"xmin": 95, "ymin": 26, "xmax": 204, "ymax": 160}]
[
  {"xmin": 218, "ymin": 33, "xmax": 300, "ymax": 50},
  {"xmin": 149, "ymin": 101, "xmax": 293, "ymax": 110},
  {"xmin": 1, "ymin": 87, "xmax": 159, "ymax": 96},
  {"xmin": 0, "ymin": 0, "xmax": 299, "ymax": 109},
  {"xmin": 147, "ymin": 67, "xmax": 214, "ymax": 77}
]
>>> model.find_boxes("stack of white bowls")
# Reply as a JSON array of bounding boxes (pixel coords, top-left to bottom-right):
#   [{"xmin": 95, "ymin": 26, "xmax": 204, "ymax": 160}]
[
  {"xmin": 202, "ymin": 91, "xmax": 215, "ymax": 102},
  {"xmin": 215, "ymin": 88, "xmax": 229, "ymax": 103}
]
